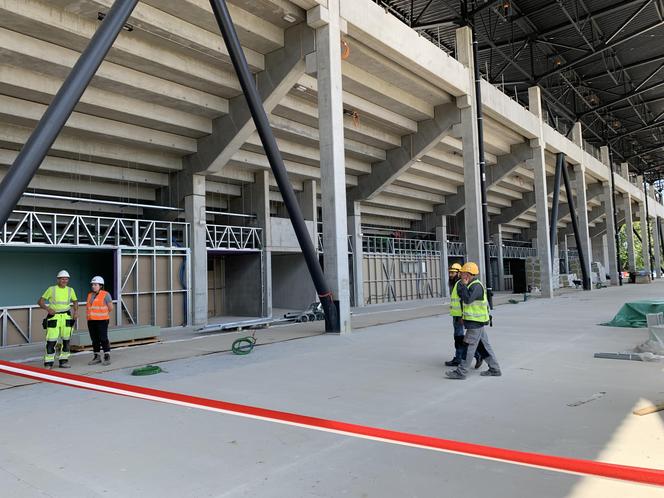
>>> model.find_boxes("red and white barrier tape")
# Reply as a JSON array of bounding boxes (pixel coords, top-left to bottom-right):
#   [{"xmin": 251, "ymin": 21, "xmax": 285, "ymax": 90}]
[{"xmin": 0, "ymin": 360, "xmax": 662, "ymax": 487}]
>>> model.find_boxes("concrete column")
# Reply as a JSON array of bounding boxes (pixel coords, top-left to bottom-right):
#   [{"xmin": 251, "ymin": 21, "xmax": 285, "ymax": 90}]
[
  {"xmin": 493, "ymin": 227, "xmax": 505, "ymax": 292},
  {"xmin": 599, "ymin": 147, "xmax": 618, "ymax": 285},
  {"xmin": 299, "ymin": 180, "xmax": 317, "ymax": 222},
  {"xmin": 637, "ymin": 175, "xmax": 651, "ymax": 275},
  {"xmin": 298, "ymin": 179, "xmax": 318, "ymax": 245},
  {"xmin": 527, "ymin": 86, "xmax": 553, "ymax": 298},
  {"xmin": 182, "ymin": 173, "xmax": 207, "ymax": 326},
  {"xmin": 600, "ymin": 180, "xmax": 619, "ymax": 285},
  {"xmin": 347, "ymin": 201, "xmax": 364, "ymax": 307},
  {"xmin": 435, "ymin": 215, "xmax": 450, "ymax": 298},
  {"xmin": 653, "ymin": 216, "xmax": 662, "ymax": 278},
  {"xmin": 252, "ymin": 171, "xmax": 272, "ymax": 317},
  {"xmin": 623, "ymin": 194, "xmax": 636, "ymax": 271},
  {"xmin": 562, "ymin": 235, "xmax": 569, "ymax": 274},
  {"xmin": 313, "ymin": 0, "xmax": 351, "ymax": 333},
  {"xmin": 620, "ymin": 162, "xmax": 630, "ymax": 181},
  {"xmin": 571, "ymin": 122, "xmax": 592, "ymax": 287},
  {"xmin": 456, "ymin": 26, "xmax": 484, "ymax": 275}
]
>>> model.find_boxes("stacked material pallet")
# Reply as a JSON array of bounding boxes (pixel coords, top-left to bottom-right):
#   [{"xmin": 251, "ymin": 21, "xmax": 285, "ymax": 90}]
[{"xmin": 525, "ymin": 257, "xmax": 560, "ymax": 292}]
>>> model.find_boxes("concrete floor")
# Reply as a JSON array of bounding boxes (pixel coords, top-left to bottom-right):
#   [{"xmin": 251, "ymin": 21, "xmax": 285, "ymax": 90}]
[{"xmin": 0, "ymin": 283, "xmax": 663, "ymax": 497}]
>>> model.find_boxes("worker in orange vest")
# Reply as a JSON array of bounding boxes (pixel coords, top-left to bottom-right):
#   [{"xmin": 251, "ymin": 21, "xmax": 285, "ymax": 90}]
[{"xmin": 86, "ymin": 276, "xmax": 114, "ymax": 366}]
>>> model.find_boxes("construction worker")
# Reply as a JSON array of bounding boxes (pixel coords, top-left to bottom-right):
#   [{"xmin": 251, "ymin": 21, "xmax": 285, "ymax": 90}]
[
  {"xmin": 86, "ymin": 276, "xmax": 113, "ymax": 366},
  {"xmin": 445, "ymin": 263, "xmax": 466, "ymax": 366},
  {"xmin": 445, "ymin": 263, "xmax": 489, "ymax": 368},
  {"xmin": 38, "ymin": 270, "xmax": 78, "ymax": 369},
  {"xmin": 445, "ymin": 262, "xmax": 501, "ymax": 379}
]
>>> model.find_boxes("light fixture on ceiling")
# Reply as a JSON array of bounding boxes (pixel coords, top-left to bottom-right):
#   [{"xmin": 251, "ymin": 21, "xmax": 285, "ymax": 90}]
[
  {"xmin": 294, "ymin": 84, "xmax": 308, "ymax": 92},
  {"xmin": 282, "ymin": 13, "xmax": 297, "ymax": 23},
  {"xmin": 97, "ymin": 11, "xmax": 134, "ymax": 31}
]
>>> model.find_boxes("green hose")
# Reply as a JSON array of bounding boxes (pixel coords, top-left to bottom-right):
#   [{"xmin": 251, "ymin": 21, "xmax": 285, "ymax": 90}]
[
  {"xmin": 232, "ymin": 336, "xmax": 256, "ymax": 355},
  {"xmin": 131, "ymin": 365, "xmax": 163, "ymax": 376}
]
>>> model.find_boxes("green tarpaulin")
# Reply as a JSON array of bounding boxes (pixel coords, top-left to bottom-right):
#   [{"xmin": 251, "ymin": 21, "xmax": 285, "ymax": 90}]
[{"xmin": 600, "ymin": 300, "xmax": 664, "ymax": 328}]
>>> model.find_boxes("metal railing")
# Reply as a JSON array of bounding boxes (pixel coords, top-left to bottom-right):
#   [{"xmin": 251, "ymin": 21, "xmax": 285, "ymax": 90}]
[
  {"xmin": 317, "ymin": 233, "xmax": 354, "ymax": 254},
  {"xmin": 447, "ymin": 241, "xmax": 466, "ymax": 256},
  {"xmin": 205, "ymin": 225, "xmax": 262, "ymax": 251},
  {"xmin": 364, "ymin": 236, "xmax": 441, "ymax": 256},
  {"xmin": 0, "ymin": 301, "xmax": 117, "ymax": 347},
  {"xmin": 0, "ymin": 211, "xmax": 188, "ymax": 249},
  {"xmin": 503, "ymin": 245, "xmax": 537, "ymax": 259}
]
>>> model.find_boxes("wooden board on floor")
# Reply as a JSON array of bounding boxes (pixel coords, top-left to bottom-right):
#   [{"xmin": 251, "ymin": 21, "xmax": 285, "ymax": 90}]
[{"xmin": 71, "ymin": 337, "xmax": 159, "ymax": 352}]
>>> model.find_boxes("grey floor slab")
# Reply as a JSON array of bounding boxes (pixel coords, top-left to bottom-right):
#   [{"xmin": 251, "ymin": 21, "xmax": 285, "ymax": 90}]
[{"xmin": 1, "ymin": 283, "xmax": 663, "ymax": 497}]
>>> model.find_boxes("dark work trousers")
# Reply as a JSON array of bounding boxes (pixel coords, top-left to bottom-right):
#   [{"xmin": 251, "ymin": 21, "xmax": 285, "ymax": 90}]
[{"xmin": 88, "ymin": 320, "xmax": 110, "ymax": 353}]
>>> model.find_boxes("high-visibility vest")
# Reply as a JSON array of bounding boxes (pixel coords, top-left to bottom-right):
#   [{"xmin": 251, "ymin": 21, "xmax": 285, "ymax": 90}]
[
  {"xmin": 461, "ymin": 279, "xmax": 490, "ymax": 324},
  {"xmin": 86, "ymin": 290, "xmax": 110, "ymax": 321},
  {"xmin": 46, "ymin": 286, "xmax": 73, "ymax": 312},
  {"xmin": 450, "ymin": 281, "xmax": 462, "ymax": 317}
]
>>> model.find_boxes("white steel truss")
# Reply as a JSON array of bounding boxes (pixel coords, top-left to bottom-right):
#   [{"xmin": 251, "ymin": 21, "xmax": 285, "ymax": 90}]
[
  {"xmin": 0, "ymin": 211, "xmax": 189, "ymax": 249},
  {"xmin": 206, "ymin": 224, "xmax": 263, "ymax": 251}
]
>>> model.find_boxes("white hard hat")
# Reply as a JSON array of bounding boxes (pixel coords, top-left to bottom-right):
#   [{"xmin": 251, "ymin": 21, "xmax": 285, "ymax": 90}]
[
  {"xmin": 90, "ymin": 276, "xmax": 105, "ymax": 285},
  {"xmin": 57, "ymin": 270, "xmax": 70, "ymax": 278}
]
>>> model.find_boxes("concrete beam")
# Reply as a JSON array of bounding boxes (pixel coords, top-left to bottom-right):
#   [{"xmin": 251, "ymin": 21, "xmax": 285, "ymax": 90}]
[
  {"xmin": 0, "ymin": 64, "xmax": 211, "ymax": 138},
  {"xmin": 563, "ymin": 206, "xmax": 604, "ymax": 236},
  {"xmin": 136, "ymin": 0, "xmax": 284, "ymax": 53},
  {"xmin": 0, "ymin": 123, "xmax": 182, "ymax": 171},
  {"xmin": 0, "ymin": 0, "xmax": 252, "ymax": 95},
  {"xmin": 347, "ymin": 103, "xmax": 460, "ymax": 202},
  {"xmin": 0, "ymin": 149, "xmax": 168, "ymax": 187},
  {"xmin": 489, "ymin": 176, "xmax": 557, "ymax": 231},
  {"xmin": 188, "ymin": 23, "xmax": 316, "ymax": 174},
  {"xmin": 0, "ymin": 27, "xmax": 227, "ymax": 117},
  {"xmin": 294, "ymin": 74, "xmax": 418, "ymax": 134},
  {"xmin": 0, "ymin": 95, "xmax": 197, "ymax": 154},
  {"xmin": 434, "ymin": 141, "xmax": 533, "ymax": 216}
]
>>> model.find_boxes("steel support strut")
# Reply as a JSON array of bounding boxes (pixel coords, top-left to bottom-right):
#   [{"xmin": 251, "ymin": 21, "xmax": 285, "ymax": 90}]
[
  {"xmin": 471, "ymin": 22, "xmax": 494, "ymax": 307},
  {"xmin": 549, "ymin": 153, "xmax": 564, "ymax": 269},
  {"xmin": 0, "ymin": 0, "xmax": 139, "ymax": 227},
  {"xmin": 208, "ymin": 0, "xmax": 340, "ymax": 332},
  {"xmin": 561, "ymin": 156, "xmax": 591, "ymax": 290}
]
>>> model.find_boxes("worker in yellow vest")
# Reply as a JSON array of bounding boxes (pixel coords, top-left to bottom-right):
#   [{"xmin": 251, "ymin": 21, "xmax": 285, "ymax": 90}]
[
  {"xmin": 445, "ymin": 262, "xmax": 501, "ymax": 379},
  {"xmin": 86, "ymin": 276, "xmax": 114, "ymax": 366},
  {"xmin": 446, "ymin": 263, "xmax": 489, "ymax": 368},
  {"xmin": 445, "ymin": 263, "xmax": 466, "ymax": 366},
  {"xmin": 38, "ymin": 270, "xmax": 78, "ymax": 368}
]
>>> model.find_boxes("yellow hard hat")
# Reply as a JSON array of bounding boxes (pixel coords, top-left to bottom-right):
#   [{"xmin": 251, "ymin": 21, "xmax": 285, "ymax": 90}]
[
  {"xmin": 449, "ymin": 263, "xmax": 463, "ymax": 272},
  {"xmin": 461, "ymin": 262, "xmax": 480, "ymax": 275}
]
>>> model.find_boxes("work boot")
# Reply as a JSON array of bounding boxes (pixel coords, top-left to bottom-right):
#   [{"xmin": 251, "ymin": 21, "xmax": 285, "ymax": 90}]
[
  {"xmin": 102, "ymin": 354, "xmax": 111, "ymax": 366},
  {"xmin": 444, "ymin": 369, "xmax": 466, "ymax": 380},
  {"xmin": 59, "ymin": 360, "xmax": 71, "ymax": 369},
  {"xmin": 87, "ymin": 354, "xmax": 101, "ymax": 366},
  {"xmin": 474, "ymin": 356, "xmax": 484, "ymax": 369},
  {"xmin": 44, "ymin": 362, "xmax": 54, "ymax": 370},
  {"xmin": 480, "ymin": 368, "xmax": 502, "ymax": 377},
  {"xmin": 444, "ymin": 358, "xmax": 460, "ymax": 367}
]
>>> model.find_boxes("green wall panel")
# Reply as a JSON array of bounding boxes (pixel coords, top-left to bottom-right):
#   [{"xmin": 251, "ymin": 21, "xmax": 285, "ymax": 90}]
[{"xmin": 0, "ymin": 248, "xmax": 114, "ymax": 307}]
